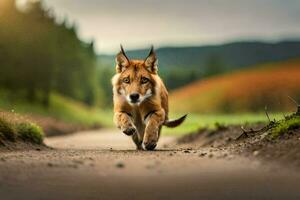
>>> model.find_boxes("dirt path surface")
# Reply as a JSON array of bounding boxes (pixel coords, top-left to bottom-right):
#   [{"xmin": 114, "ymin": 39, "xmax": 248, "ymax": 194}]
[{"xmin": 1, "ymin": 129, "xmax": 300, "ymax": 200}]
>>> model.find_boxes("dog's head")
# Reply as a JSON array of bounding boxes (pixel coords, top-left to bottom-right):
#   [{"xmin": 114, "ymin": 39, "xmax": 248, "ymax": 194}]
[{"xmin": 112, "ymin": 45, "xmax": 158, "ymax": 105}]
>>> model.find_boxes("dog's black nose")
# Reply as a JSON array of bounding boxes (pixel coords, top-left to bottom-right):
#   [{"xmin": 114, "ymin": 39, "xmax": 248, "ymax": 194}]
[{"xmin": 129, "ymin": 93, "xmax": 140, "ymax": 102}]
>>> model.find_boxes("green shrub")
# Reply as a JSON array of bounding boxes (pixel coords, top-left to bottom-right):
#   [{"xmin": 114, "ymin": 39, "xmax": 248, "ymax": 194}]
[
  {"xmin": 270, "ymin": 115, "xmax": 300, "ymax": 138},
  {"xmin": 0, "ymin": 117, "xmax": 16, "ymax": 141},
  {"xmin": 16, "ymin": 123, "xmax": 44, "ymax": 144}
]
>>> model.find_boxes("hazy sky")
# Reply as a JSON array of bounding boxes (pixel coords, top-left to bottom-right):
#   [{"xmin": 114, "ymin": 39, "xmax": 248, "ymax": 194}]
[{"xmin": 40, "ymin": 0, "xmax": 300, "ymax": 54}]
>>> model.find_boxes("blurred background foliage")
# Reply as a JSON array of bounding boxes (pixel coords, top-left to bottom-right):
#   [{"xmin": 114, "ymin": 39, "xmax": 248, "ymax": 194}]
[{"xmin": 0, "ymin": 0, "xmax": 101, "ymax": 108}]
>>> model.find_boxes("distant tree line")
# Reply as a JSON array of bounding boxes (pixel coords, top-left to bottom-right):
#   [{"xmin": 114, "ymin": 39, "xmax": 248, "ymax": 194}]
[{"xmin": 0, "ymin": 0, "xmax": 102, "ymax": 107}]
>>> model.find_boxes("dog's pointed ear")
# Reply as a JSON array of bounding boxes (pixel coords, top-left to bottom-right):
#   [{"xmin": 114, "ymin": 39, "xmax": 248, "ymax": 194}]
[
  {"xmin": 144, "ymin": 46, "xmax": 158, "ymax": 74},
  {"xmin": 115, "ymin": 45, "xmax": 130, "ymax": 73}
]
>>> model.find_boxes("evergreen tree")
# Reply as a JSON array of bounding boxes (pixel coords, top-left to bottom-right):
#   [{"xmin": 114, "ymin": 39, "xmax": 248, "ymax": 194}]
[{"xmin": 0, "ymin": 0, "xmax": 103, "ymax": 107}]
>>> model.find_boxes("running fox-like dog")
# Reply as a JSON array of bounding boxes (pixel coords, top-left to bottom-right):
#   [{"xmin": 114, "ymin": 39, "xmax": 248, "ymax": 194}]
[{"xmin": 112, "ymin": 46, "xmax": 186, "ymax": 150}]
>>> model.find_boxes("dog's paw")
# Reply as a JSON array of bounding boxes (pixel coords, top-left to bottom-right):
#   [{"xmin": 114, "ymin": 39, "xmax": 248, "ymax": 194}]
[
  {"xmin": 122, "ymin": 126, "xmax": 137, "ymax": 136},
  {"xmin": 143, "ymin": 127, "xmax": 159, "ymax": 150},
  {"xmin": 143, "ymin": 141, "xmax": 157, "ymax": 151}
]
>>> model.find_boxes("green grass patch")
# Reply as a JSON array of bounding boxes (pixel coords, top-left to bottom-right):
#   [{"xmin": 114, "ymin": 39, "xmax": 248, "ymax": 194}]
[
  {"xmin": 0, "ymin": 117, "xmax": 17, "ymax": 141},
  {"xmin": 0, "ymin": 116, "xmax": 44, "ymax": 145},
  {"xmin": 0, "ymin": 89, "xmax": 112, "ymax": 127},
  {"xmin": 16, "ymin": 123, "xmax": 44, "ymax": 144},
  {"xmin": 269, "ymin": 114, "xmax": 300, "ymax": 138},
  {"xmin": 162, "ymin": 112, "xmax": 286, "ymax": 136}
]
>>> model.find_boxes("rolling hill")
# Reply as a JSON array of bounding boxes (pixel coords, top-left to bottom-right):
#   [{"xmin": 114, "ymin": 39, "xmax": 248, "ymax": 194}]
[
  {"xmin": 169, "ymin": 59, "xmax": 300, "ymax": 113},
  {"xmin": 98, "ymin": 40, "xmax": 300, "ymax": 90},
  {"xmin": 99, "ymin": 40, "xmax": 300, "ymax": 71}
]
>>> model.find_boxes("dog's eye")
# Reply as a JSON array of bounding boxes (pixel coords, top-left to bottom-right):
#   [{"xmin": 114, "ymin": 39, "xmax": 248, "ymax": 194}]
[
  {"xmin": 123, "ymin": 77, "xmax": 130, "ymax": 83},
  {"xmin": 141, "ymin": 77, "xmax": 149, "ymax": 84}
]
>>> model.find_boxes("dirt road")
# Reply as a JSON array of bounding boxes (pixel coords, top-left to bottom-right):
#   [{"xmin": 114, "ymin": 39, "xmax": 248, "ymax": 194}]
[{"xmin": 0, "ymin": 129, "xmax": 300, "ymax": 200}]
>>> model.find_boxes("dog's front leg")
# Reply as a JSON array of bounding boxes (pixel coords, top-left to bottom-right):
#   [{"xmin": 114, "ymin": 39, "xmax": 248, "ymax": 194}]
[
  {"xmin": 143, "ymin": 110, "xmax": 165, "ymax": 150},
  {"xmin": 114, "ymin": 112, "xmax": 136, "ymax": 136}
]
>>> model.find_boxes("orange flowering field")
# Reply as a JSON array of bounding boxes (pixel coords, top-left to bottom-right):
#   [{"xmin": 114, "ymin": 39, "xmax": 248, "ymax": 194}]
[{"xmin": 170, "ymin": 59, "xmax": 300, "ymax": 113}]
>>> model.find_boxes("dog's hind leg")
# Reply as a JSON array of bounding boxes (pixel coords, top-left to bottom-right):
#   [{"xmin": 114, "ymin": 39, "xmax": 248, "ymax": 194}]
[
  {"xmin": 132, "ymin": 133, "xmax": 143, "ymax": 150},
  {"xmin": 143, "ymin": 109, "xmax": 165, "ymax": 151}
]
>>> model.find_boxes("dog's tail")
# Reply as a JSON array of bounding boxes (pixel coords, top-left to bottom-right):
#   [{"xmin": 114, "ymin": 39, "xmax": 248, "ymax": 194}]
[{"xmin": 163, "ymin": 114, "xmax": 187, "ymax": 128}]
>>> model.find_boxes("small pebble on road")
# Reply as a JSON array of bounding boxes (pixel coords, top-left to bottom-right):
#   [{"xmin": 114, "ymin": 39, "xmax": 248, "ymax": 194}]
[
  {"xmin": 253, "ymin": 150, "xmax": 260, "ymax": 156},
  {"xmin": 115, "ymin": 161, "xmax": 125, "ymax": 168},
  {"xmin": 47, "ymin": 162, "xmax": 54, "ymax": 167},
  {"xmin": 199, "ymin": 153, "xmax": 207, "ymax": 157}
]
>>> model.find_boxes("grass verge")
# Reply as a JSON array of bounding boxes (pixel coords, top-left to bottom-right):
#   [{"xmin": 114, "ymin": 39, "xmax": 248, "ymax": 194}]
[
  {"xmin": 0, "ymin": 116, "xmax": 44, "ymax": 145},
  {"xmin": 162, "ymin": 112, "xmax": 286, "ymax": 136},
  {"xmin": 269, "ymin": 112, "xmax": 300, "ymax": 138}
]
